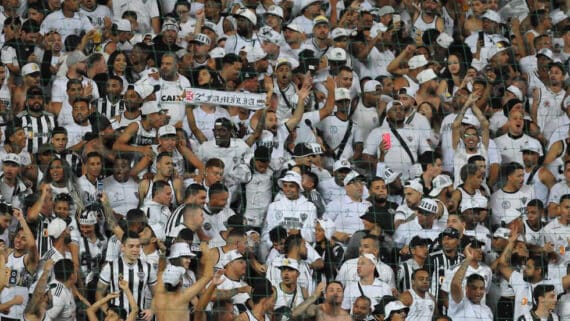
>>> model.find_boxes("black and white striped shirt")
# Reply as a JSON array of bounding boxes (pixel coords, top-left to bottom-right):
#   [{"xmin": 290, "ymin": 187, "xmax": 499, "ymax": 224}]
[
  {"xmin": 164, "ymin": 204, "xmax": 185, "ymax": 247},
  {"xmin": 57, "ymin": 151, "xmax": 83, "ymax": 178},
  {"xmin": 397, "ymin": 259, "xmax": 423, "ymax": 293},
  {"xmin": 99, "ymin": 256, "xmax": 157, "ymax": 313},
  {"xmin": 426, "ymin": 250, "xmax": 464, "ymax": 311},
  {"xmin": 96, "ymin": 97, "xmax": 126, "ymax": 119},
  {"xmin": 19, "ymin": 111, "xmax": 55, "ymax": 155},
  {"xmin": 30, "ymin": 214, "xmax": 54, "ymax": 258}
]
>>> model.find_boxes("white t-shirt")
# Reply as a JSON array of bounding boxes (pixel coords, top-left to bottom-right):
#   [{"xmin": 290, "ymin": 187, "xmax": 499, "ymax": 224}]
[
  {"xmin": 40, "ymin": 10, "xmax": 94, "ymax": 43},
  {"xmin": 323, "ymin": 196, "xmax": 370, "ymax": 235},
  {"xmin": 111, "ymin": 0, "xmax": 159, "ymax": 33},
  {"xmin": 341, "ymin": 279, "xmax": 392, "ymax": 312},
  {"xmin": 157, "ymin": 76, "xmax": 192, "ymax": 126},
  {"xmin": 448, "ymin": 296, "xmax": 493, "ymax": 321}
]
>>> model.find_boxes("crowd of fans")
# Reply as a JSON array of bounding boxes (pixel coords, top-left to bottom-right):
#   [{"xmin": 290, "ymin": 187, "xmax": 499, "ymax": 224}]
[{"xmin": 0, "ymin": 0, "xmax": 568, "ymax": 321}]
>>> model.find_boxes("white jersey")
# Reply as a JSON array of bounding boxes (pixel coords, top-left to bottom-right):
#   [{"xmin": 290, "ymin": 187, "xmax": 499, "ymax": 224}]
[
  {"xmin": 102, "ymin": 176, "xmax": 139, "ymax": 217},
  {"xmin": 453, "ymin": 141, "xmax": 489, "ymax": 187},
  {"xmin": 79, "ymin": 235, "xmax": 107, "ymax": 284},
  {"xmin": 393, "ymin": 218, "xmax": 443, "ymax": 248},
  {"xmin": 77, "ymin": 175, "xmax": 100, "ymax": 207},
  {"xmin": 341, "ymin": 279, "xmax": 392, "ymax": 312},
  {"xmin": 524, "ymin": 167, "xmax": 550, "ymax": 205},
  {"xmin": 157, "ymin": 76, "xmax": 192, "ymax": 125},
  {"xmin": 406, "ymin": 288, "xmax": 436, "ymax": 321},
  {"xmin": 111, "ymin": 0, "xmax": 159, "ymax": 33},
  {"xmin": 186, "ymin": 107, "xmax": 231, "ymax": 142},
  {"xmin": 39, "ymin": 10, "xmax": 94, "ymax": 42},
  {"xmin": 490, "ymin": 186, "xmax": 535, "ymax": 226},
  {"xmin": 79, "ymin": 5, "xmax": 112, "ymax": 29},
  {"xmin": 548, "ymin": 181, "xmax": 570, "ymax": 205},
  {"xmin": 448, "ymin": 297, "xmax": 493, "ymax": 321},
  {"xmin": 51, "ymin": 76, "xmax": 100, "ymax": 104},
  {"xmin": 0, "ymin": 253, "xmax": 32, "ymax": 320},
  {"xmin": 494, "ymin": 134, "xmax": 540, "ymax": 166},
  {"xmin": 243, "ymin": 168, "xmax": 274, "ymax": 228},
  {"xmin": 263, "ymin": 195, "xmax": 317, "ymax": 245},
  {"xmin": 266, "ymin": 252, "xmax": 319, "ymax": 294},
  {"xmin": 412, "ymin": 13, "xmax": 439, "ymax": 44},
  {"xmin": 509, "ymin": 271, "xmax": 534, "ymax": 320},
  {"xmin": 316, "ymin": 115, "xmax": 363, "ymax": 161},
  {"xmin": 203, "ymin": 207, "xmax": 235, "ymax": 248},
  {"xmin": 364, "ymin": 125, "xmax": 432, "ymax": 180},
  {"xmin": 351, "ymin": 100, "xmax": 380, "ymax": 139},
  {"xmin": 336, "ymin": 257, "xmax": 396, "ymax": 289},
  {"xmin": 441, "ymin": 263, "xmax": 493, "ymax": 304},
  {"xmin": 523, "ymin": 220, "xmax": 545, "ymax": 247},
  {"xmin": 45, "ymin": 280, "xmax": 76, "ymax": 321},
  {"xmin": 65, "ymin": 121, "xmax": 91, "ymax": 148},
  {"xmin": 323, "ymin": 196, "xmax": 370, "ymax": 235},
  {"xmin": 536, "ymin": 87, "xmax": 566, "ymax": 133},
  {"xmin": 274, "ymin": 283, "xmax": 305, "ymax": 311},
  {"xmin": 544, "ymin": 218, "xmax": 570, "ymax": 262}
]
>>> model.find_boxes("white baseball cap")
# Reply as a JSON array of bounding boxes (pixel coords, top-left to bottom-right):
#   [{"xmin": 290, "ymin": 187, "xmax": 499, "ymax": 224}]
[
  {"xmin": 245, "ymin": 45, "xmax": 268, "ymax": 63},
  {"xmin": 47, "ymin": 218, "xmax": 68, "ymax": 238},
  {"xmin": 360, "ymin": 253, "xmax": 378, "ymax": 265},
  {"xmin": 481, "ymin": 10, "xmax": 502, "ymax": 23},
  {"xmin": 506, "ymin": 85, "xmax": 523, "ymax": 101},
  {"xmin": 234, "ymin": 8, "xmax": 257, "ymax": 25},
  {"xmin": 115, "ymin": 19, "xmax": 132, "ymax": 32},
  {"xmin": 278, "ymin": 258, "xmax": 300, "ymax": 271},
  {"xmin": 78, "ymin": 210, "xmax": 98, "ymax": 225},
  {"xmin": 316, "ymin": 219, "xmax": 335, "ymax": 240},
  {"xmin": 134, "ymin": 83, "xmax": 157, "ymax": 100},
  {"xmin": 551, "ymin": 10, "xmax": 568, "ymax": 25},
  {"xmin": 219, "ymin": 249, "xmax": 244, "ymax": 267},
  {"xmin": 169, "ymin": 242, "xmax": 196, "ymax": 259},
  {"xmin": 258, "ymin": 26, "xmax": 281, "ymax": 45},
  {"xmin": 327, "ymin": 47, "xmax": 347, "ymax": 62},
  {"xmin": 408, "ymin": 55, "xmax": 429, "ymax": 69},
  {"xmin": 278, "ymin": 171, "xmax": 304, "ymax": 191},
  {"xmin": 22, "ymin": 63, "xmax": 40, "ymax": 76},
  {"xmin": 521, "ymin": 139, "xmax": 543, "ymax": 156},
  {"xmin": 286, "ymin": 23, "xmax": 304, "ymax": 34},
  {"xmin": 363, "ymin": 80, "xmax": 382, "ymax": 93},
  {"xmin": 537, "ymin": 48, "xmax": 554, "ymax": 60},
  {"xmin": 383, "ymin": 167, "xmax": 402, "ymax": 184},
  {"xmin": 209, "ymin": 47, "xmax": 226, "ymax": 59},
  {"xmin": 191, "ymin": 33, "xmax": 211, "ymax": 46},
  {"xmin": 376, "ymin": 6, "xmax": 395, "ymax": 16},
  {"xmin": 429, "ymin": 174, "xmax": 453, "ymax": 197},
  {"xmin": 331, "ymin": 28, "xmax": 352, "ymax": 40},
  {"xmin": 158, "ymin": 125, "xmax": 177, "ymax": 137},
  {"xmin": 333, "ymin": 159, "xmax": 352, "ymax": 172},
  {"xmin": 417, "ymin": 68, "xmax": 438, "ymax": 84},
  {"xmin": 493, "ymin": 227, "xmax": 511, "ymax": 240},
  {"xmin": 385, "ymin": 301, "xmax": 408, "ymax": 317},
  {"xmin": 141, "ymin": 101, "xmax": 165, "ymax": 115},
  {"xmin": 301, "ymin": 0, "xmax": 321, "ymax": 10},
  {"xmin": 418, "ymin": 198, "xmax": 438, "ymax": 214},
  {"xmin": 3, "ymin": 153, "xmax": 20, "ymax": 166},
  {"xmin": 343, "ymin": 170, "xmax": 364, "ymax": 186},
  {"xmin": 264, "ymin": 5, "xmax": 284, "ymax": 19},
  {"xmin": 163, "ymin": 265, "xmax": 186, "ymax": 286},
  {"xmin": 404, "ymin": 179, "xmax": 423, "ymax": 194}
]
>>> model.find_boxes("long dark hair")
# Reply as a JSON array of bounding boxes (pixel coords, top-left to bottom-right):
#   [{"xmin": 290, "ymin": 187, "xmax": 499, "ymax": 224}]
[{"xmin": 107, "ymin": 51, "xmax": 135, "ymax": 84}]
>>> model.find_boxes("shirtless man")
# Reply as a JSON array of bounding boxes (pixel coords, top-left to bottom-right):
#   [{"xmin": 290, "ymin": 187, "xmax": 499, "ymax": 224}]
[
  {"xmin": 292, "ymin": 281, "xmax": 349, "ymax": 321},
  {"xmin": 152, "ymin": 244, "xmax": 216, "ymax": 321}
]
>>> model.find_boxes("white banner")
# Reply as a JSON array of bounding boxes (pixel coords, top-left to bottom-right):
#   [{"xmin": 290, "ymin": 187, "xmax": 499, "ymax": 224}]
[{"xmin": 184, "ymin": 88, "xmax": 266, "ymax": 110}]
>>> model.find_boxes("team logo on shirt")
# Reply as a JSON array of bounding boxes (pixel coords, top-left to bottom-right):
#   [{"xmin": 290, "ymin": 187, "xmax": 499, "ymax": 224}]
[
  {"xmin": 520, "ymin": 197, "xmax": 528, "ymax": 204},
  {"xmin": 300, "ymin": 213, "xmax": 307, "ymax": 221},
  {"xmin": 138, "ymin": 271, "xmax": 145, "ymax": 279},
  {"xmin": 275, "ymin": 210, "xmax": 283, "ymax": 220},
  {"xmin": 502, "ymin": 201, "xmax": 511, "ymax": 209},
  {"xmin": 204, "ymin": 223, "xmax": 212, "ymax": 231},
  {"xmin": 407, "ymin": 136, "xmax": 413, "ymax": 142},
  {"xmin": 521, "ymin": 297, "xmax": 529, "ymax": 306}
]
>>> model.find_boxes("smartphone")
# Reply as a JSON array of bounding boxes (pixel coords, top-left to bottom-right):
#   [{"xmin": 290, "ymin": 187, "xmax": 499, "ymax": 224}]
[
  {"xmin": 97, "ymin": 180, "xmax": 104, "ymax": 199},
  {"xmin": 382, "ymin": 133, "xmax": 392, "ymax": 150}
]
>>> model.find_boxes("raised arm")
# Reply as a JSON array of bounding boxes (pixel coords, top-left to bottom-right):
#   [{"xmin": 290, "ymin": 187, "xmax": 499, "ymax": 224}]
[
  {"xmin": 387, "ymin": 45, "xmax": 416, "ymax": 76},
  {"xmin": 24, "ymin": 259, "xmax": 54, "ymax": 317},
  {"xmin": 285, "ymin": 73, "xmax": 312, "ymax": 131},
  {"xmin": 101, "ymin": 192, "xmax": 124, "ymax": 240},
  {"xmin": 495, "ymin": 228, "xmax": 519, "ymax": 280},
  {"xmin": 450, "ymin": 245, "xmax": 473, "ymax": 304},
  {"xmin": 86, "ymin": 292, "xmax": 120, "ymax": 321},
  {"xmin": 470, "ymin": 101, "xmax": 488, "ymax": 148},
  {"xmin": 26, "ymin": 184, "xmax": 51, "ymax": 223},
  {"xmin": 291, "ymin": 281, "xmax": 325, "ymax": 318},
  {"xmin": 14, "ymin": 208, "xmax": 38, "ymax": 273}
]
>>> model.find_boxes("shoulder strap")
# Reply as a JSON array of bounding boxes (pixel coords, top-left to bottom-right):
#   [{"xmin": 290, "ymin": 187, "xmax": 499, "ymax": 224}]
[
  {"xmin": 357, "ymin": 282, "xmax": 365, "ymax": 297},
  {"xmin": 526, "ymin": 166, "xmax": 540, "ymax": 185},
  {"xmin": 335, "ymin": 120, "xmax": 353, "ymax": 159},
  {"xmin": 389, "ymin": 126, "xmax": 415, "ymax": 163},
  {"xmin": 279, "ymin": 85, "xmax": 293, "ymax": 110}
]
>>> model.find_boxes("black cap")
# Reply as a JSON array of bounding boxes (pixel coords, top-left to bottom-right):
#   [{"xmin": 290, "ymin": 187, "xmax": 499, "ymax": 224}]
[
  {"xmin": 441, "ymin": 227, "xmax": 460, "ymax": 239},
  {"xmin": 502, "ymin": 98, "xmax": 523, "ymax": 117},
  {"xmin": 293, "ymin": 143, "xmax": 313, "ymax": 158},
  {"xmin": 254, "ymin": 146, "xmax": 271, "ymax": 162},
  {"xmin": 38, "ymin": 143, "xmax": 56, "ymax": 155},
  {"xmin": 240, "ymin": 65, "xmax": 257, "ymax": 81},
  {"xmin": 360, "ymin": 207, "xmax": 389, "ymax": 224},
  {"xmin": 214, "ymin": 117, "xmax": 233, "ymax": 129},
  {"xmin": 410, "ymin": 236, "xmax": 431, "ymax": 248},
  {"xmin": 26, "ymin": 86, "xmax": 43, "ymax": 99},
  {"xmin": 470, "ymin": 239, "xmax": 485, "ymax": 248},
  {"xmin": 21, "ymin": 19, "xmax": 40, "ymax": 33}
]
